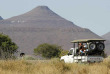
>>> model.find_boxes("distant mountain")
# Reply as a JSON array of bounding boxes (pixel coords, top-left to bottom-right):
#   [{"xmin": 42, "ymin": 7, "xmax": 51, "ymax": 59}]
[
  {"xmin": 0, "ymin": 16, "xmax": 3, "ymax": 20},
  {"xmin": 102, "ymin": 32, "xmax": 110, "ymax": 55},
  {"xmin": 0, "ymin": 6, "xmax": 102, "ymax": 55},
  {"xmin": 102, "ymin": 32, "xmax": 110, "ymax": 41}
]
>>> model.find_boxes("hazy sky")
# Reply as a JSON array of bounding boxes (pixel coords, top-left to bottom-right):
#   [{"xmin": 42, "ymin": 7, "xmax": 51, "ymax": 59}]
[{"xmin": 0, "ymin": 0, "xmax": 110, "ymax": 36}]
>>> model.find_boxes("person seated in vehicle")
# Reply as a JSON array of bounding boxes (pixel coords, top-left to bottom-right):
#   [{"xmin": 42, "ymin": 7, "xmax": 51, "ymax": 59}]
[
  {"xmin": 79, "ymin": 43, "xmax": 84, "ymax": 49},
  {"xmin": 79, "ymin": 49, "xmax": 85, "ymax": 55},
  {"xmin": 83, "ymin": 45, "xmax": 89, "ymax": 55},
  {"xmin": 79, "ymin": 43, "xmax": 84, "ymax": 55}
]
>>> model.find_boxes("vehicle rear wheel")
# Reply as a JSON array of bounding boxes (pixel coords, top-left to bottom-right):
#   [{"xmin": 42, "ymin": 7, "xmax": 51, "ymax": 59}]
[{"xmin": 97, "ymin": 43, "xmax": 105, "ymax": 51}]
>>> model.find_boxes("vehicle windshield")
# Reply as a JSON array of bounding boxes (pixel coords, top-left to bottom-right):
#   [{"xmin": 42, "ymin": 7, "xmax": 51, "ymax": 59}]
[{"xmin": 68, "ymin": 49, "xmax": 73, "ymax": 55}]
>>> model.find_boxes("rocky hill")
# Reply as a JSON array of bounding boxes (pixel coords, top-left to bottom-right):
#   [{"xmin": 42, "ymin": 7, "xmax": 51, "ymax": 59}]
[
  {"xmin": 102, "ymin": 32, "xmax": 110, "ymax": 41},
  {"xmin": 102, "ymin": 32, "xmax": 110, "ymax": 55},
  {"xmin": 0, "ymin": 6, "xmax": 102, "ymax": 55},
  {"xmin": 0, "ymin": 16, "xmax": 3, "ymax": 20}
]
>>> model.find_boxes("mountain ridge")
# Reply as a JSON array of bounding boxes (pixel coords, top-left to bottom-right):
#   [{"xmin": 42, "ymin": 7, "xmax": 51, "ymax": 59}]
[
  {"xmin": 0, "ymin": 6, "xmax": 102, "ymax": 55},
  {"xmin": 8, "ymin": 6, "xmax": 65, "ymax": 21}
]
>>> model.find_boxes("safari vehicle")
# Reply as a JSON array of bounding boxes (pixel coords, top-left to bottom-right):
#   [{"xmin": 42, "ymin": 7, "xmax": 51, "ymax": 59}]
[{"xmin": 60, "ymin": 39, "xmax": 106, "ymax": 63}]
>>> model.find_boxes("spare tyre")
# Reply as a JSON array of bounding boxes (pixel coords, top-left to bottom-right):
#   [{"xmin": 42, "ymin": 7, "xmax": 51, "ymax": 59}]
[
  {"xmin": 97, "ymin": 43, "xmax": 105, "ymax": 51},
  {"xmin": 88, "ymin": 42, "xmax": 96, "ymax": 51}
]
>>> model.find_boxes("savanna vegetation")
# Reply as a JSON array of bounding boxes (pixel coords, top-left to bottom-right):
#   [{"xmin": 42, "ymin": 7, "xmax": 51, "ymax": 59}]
[
  {"xmin": 0, "ymin": 33, "xmax": 18, "ymax": 59},
  {"xmin": 0, "ymin": 33, "xmax": 109, "ymax": 74},
  {"xmin": 0, "ymin": 57, "xmax": 110, "ymax": 74}
]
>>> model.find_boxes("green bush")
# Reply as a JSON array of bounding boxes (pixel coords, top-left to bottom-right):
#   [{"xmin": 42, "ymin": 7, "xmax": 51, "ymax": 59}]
[
  {"xmin": 34, "ymin": 43, "xmax": 63, "ymax": 59},
  {"xmin": 0, "ymin": 33, "xmax": 18, "ymax": 59}
]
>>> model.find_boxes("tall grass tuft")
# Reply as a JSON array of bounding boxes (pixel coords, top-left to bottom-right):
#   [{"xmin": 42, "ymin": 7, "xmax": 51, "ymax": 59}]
[{"xmin": 0, "ymin": 58, "xmax": 110, "ymax": 74}]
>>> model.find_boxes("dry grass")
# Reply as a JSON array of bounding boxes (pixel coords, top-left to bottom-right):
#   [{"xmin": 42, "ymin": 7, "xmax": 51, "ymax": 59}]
[{"xmin": 0, "ymin": 58, "xmax": 110, "ymax": 74}]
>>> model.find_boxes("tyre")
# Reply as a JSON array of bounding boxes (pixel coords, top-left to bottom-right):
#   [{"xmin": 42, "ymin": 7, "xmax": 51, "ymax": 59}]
[
  {"xmin": 97, "ymin": 43, "xmax": 105, "ymax": 51},
  {"xmin": 88, "ymin": 42, "xmax": 96, "ymax": 51}
]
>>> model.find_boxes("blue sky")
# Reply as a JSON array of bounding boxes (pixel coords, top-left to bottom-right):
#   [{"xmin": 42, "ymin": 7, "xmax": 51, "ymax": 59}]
[{"xmin": 0, "ymin": 0, "xmax": 110, "ymax": 36}]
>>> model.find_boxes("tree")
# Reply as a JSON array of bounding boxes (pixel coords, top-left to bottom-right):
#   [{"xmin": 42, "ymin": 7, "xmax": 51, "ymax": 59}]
[
  {"xmin": 0, "ymin": 33, "xmax": 18, "ymax": 59},
  {"xmin": 34, "ymin": 43, "xmax": 63, "ymax": 58}
]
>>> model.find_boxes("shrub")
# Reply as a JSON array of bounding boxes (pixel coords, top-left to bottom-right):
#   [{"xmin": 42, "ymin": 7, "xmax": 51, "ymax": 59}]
[
  {"xmin": 34, "ymin": 43, "xmax": 63, "ymax": 58},
  {"xmin": 0, "ymin": 33, "xmax": 18, "ymax": 59}
]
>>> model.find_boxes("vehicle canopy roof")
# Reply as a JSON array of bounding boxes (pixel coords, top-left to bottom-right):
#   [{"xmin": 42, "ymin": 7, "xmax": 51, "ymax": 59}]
[{"xmin": 71, "ymin": 39, "xmax": 106, "ymax": 43}]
